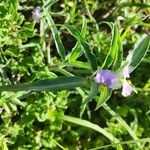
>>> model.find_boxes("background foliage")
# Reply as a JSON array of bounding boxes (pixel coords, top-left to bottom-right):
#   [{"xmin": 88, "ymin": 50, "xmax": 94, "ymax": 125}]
[{"xmin": 0, "ymin": 0, "xmax": 150, "ymax": 149}]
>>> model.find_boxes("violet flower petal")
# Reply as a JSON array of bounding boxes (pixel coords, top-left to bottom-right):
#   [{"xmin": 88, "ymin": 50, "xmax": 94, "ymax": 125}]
[
  {"xmin": 94, "ymin": 70, "xmax": 118, "ymax": 89},
  {"xmin": 32, "ymin": 6, "xmax": 41, "ymax": 21},
  {"xmin": 122, "ymin": 80, "xmax": 133, "ymax": 97}
]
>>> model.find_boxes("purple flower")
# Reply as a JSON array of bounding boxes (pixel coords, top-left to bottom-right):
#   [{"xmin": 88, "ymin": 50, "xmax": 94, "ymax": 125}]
[
  {"xmin": 32, "ymin": 6, "xmax": 41, "ymax": 21},
  {"xmin": 94, "ymin": 68, "xmax": 135, "ymax": 97},
  {"xmin": 94, "ymin": 70, "xmax": 118, "ymax": 89}
]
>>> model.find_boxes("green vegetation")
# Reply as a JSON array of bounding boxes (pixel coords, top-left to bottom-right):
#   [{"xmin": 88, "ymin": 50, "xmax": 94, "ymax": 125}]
[{"xmin": 0, "ymin": 0, "xmax": 150, "ymax": 149}]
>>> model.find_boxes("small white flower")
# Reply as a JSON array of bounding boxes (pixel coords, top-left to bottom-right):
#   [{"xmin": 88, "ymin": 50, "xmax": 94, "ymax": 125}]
[
  {"xmin": 122, "ymin": 66, "xmax": 130, "ymax": 78},
  {"xmin": 122, "ymin": 80, "xmax": 133, "ymax": 97},
  {"xmin": 0, "ymin": 108, "xmax": 3, "ymax": 114}
]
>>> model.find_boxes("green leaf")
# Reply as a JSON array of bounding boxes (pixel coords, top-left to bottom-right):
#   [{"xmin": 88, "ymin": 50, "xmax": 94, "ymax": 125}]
[
  {"xmin": 95, "ymin": 85, "xmax": 112, "ymax": 110},
  {"xmin": 66, "ymin": 61, "xmax": 91, "ymax": 70},
  {"xmin": 19, "ymin": 22, "xmax": 36, "ymax": 42},
  {"xmin": 64, "ymin": 25, "xmax": 97, "ymax": 71},
  {"xmin": 101, "ymin": 22, "xmax": 122, "ymax": 70},
  {"xmin": 1, "ymin": 141, "xmax": 8, "ymax": 150},
  {"xmin": 126, "ymin": 35, "xmax": 150, "ymax": 73},
  {"xmin": 0, "ymin": 83, "xmax": 29, "ymax": 93},
  {"xmin": 43, "ymin": 0, "xmax": 58, "ymax": 8},
  {"xmin": 44, "ymin": 8, "xmax": 66, "ymax": 60},
  {"xmin": 63, "ymin": 115, "xmax": 122, "ymax": 145},
  {"xmin": 112, "ymin": 26, "xmax": 123, "ymax": 71},
  {"xmin": 0, "ymin": 76, "xmax": 87, "ymax": 92},
  {"xmin": 5, "ymin": 47, "xmax": 20, "ymax": 57},
  {"xmin": 82, "ymin": 80, "xmax": 99, "ymax": 105},
  {"xmin": 29, "ymin": 76, "xmax": 87, "ymax": 91},
  {"xmin": 22, "ymin": 22, "xmax": 35, "ymax": 29},
  {"xmin": 68, "ymin": 17, "xmax": 87, "ymax": 62},
  {"xmin": 67, "ymin": 43, "xmax": 81, "ymax": 62}
]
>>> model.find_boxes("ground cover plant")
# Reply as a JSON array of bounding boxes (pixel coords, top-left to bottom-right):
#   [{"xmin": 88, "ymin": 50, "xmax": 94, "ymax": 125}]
[{"xmin": 0, "ymin": 0, "xmax": 150, "ymax": 149}]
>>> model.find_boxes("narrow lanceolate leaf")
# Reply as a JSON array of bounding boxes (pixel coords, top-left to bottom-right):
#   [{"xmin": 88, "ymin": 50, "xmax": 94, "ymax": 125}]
[
  {"xmin": 29, "ymin": 76, "xmax": 87, "ymax": 91},
  {"xmin": 95, "ymin": 85, "xmax": 112, "ymax": 110},
  {"xmin": 64, "ymin": 25, "xmax": 97, "ymax": 71},
  {"xmin": 82, "ymin": 80, "xmax": 99, "ymax": 105},
  {"xmin": 0, "ymin": 83, "xmax": 29, "ymax": 92},
  {"xmin": 80, "ymin": 40, "xmax": 97, "ymax": 71},
  {"xmin": 112, "ymin": 26, "xmax": 123, "ymax": 71},
  {"xmin": 67, "ymin": 61, "xmax": 91, "ymax": 70},
  {"xmin": 102, "ymin": 23, "xmax": 122, "ymax": 70},
  {"xmin": 0, "ymin": 77, "xmax": 87, "ymax": 92},
  {"xmin": 63, "ymin": 115, "xmax": 121, "ymax": 145},
  {"xmin": 126, "ymin": 35, "xmax": 150, "ymax": 73},
  {"xmin": 44, "ymin": 8, "xmax": 66, "ymax": 60},
  {"xmin": 43, "ymin": 0, "xmax": 58, "ymax": 9},
  {"xmin": 68, "ymin": 17, "xmax": 87, "ymax": 62}
]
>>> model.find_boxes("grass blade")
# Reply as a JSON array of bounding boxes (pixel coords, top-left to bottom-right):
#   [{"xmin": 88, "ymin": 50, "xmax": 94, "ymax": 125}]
[
  {"xmin": 43, "ymin": 0, "xmax": 58, "ymax": 8},
  {"xmin": 0, "ymin": 83, "xmax": 29, "ymax": 92},
  {"xmin": 101, "ymin": 22, "xmax": 122, "ymax": 70},
  {"xmin": 64, "ymin": 25, "xmax": 97, "ymax": 71},
  {"xmin": 43, "ymin": 7, "xmax": 66, "ymax": 60},
  {"xmin": 66, "ymin": 61, "xmax": 91, "ymax": 70},
  {"xmin": 68, "ymin": 17, "xmax": 87, "ymax": 62},
  {"xmin": 112, "ymin": 25, "xmax": 123, "ymax": 71},
  {"xmin": 63, "ymin": 115, "xmax": 122, "ymax": 146}
]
